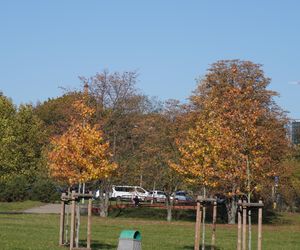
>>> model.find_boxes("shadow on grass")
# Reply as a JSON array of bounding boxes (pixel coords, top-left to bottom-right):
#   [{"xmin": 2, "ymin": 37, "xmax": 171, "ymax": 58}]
[
  {"xmin": 107, "ymin": 203, "xmax": 297, "ymax": 226},
  {"xmin": 183, "ymin": 245, "xmax": 220, "ymax": 250},
  {"xmin": 264, "ymin": 210, "xmax": 292, "ymax": 225},
  {"xmin": 108, "ymin": 202, "xmax": 229, "ymax": 223},
  {"xmin": 78, "ymin": 240, "xmax": 116, "ymax": 250},
  {"xmin": 251, "ymin": 208, "xmax": 290, "ymax": 225},
  {"xmin": 263, "ymin": 209, "xmax": 279, "ymax": 224}
]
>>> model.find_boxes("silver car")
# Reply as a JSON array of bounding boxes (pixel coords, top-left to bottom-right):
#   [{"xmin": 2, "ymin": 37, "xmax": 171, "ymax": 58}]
[{"xmin": 148, "ymin": 190, "xmax": 167, "ymax": 202}]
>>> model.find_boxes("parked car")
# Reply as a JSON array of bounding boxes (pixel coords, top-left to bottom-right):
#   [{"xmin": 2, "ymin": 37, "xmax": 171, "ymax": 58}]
[
  {"xmin": 171, "ymin": 191, "xmax": 194, "ymax": 202},
  {"xmin": 147, "ymin": 190, "xmax": 167, "ymax": 202},
  {"xmin": 111, "ymin": 185, "xmax": 149, "ymax": 201}
]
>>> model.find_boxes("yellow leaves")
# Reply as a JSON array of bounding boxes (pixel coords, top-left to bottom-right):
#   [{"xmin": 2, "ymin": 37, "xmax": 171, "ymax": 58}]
[
  {"xmin": 47, "ymin": 99, "xmax": 117, "ymax": 185},
  {"xmin": 174, "ymin": 61, "xmax": 290, "ymax": 196},
  {"xmin": 73, "ymin": 99, "xmax": 94, "ymax": 115}
]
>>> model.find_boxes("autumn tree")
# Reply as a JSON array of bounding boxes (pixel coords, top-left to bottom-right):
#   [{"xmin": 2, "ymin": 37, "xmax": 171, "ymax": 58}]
[
  {"xmin": 80, "ymin": 71, "xmax": 155, "ymax": 199},
  {"xmin": 47, "ymin": 97, "xmax": 117, "ymax": 187},
  {"xmin": 173, "ymin": 60, "xmax": 290, "ymax": 224},
  {"xmin": 81, "ymin": 70, "xmax": 190, "ymax": 221},
  {"xmin": 46, "ymin": 95, "xmax": 116, "ymax": 247},
  {"xmin": 38, "ymin": 71, "xmax": 152, "ymax": 215},
  {"xmin": 129, "ymin": 100, "xmax": 186, "ymax": 221}
]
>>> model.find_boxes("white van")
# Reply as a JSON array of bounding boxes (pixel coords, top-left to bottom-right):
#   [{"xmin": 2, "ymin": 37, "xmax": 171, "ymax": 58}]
[{"xmin": 111, "ymin": 185, "xmax": 149, "ymax": 201}]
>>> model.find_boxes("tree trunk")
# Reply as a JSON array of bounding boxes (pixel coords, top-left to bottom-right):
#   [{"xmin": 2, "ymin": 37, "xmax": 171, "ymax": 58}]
[
  {"xmin": 226, "ymin": 197, "xmax": 237, "ymax": 224},
  {"xmin": 99, "ymin": 183, "xmax": 110, "ymax": 217},
  {"xmin": 166, "ymin": 194, "xmax": 172, "ymax": 222},
  {"xmin": 99, "ymin": 194, "xmax": 108, "ymax": 217}
]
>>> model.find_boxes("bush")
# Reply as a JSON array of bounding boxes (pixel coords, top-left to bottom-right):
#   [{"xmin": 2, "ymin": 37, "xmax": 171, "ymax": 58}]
[
  {"xmin": 29, "ymin": 178, "xmax": 60, "ymax": 203},
  {"xmin": 0, "ymin": 175, "xmax": 60, "ymax": 203},
  {"xmin": 0, "ymin": 175, "xmax": 30, "ymax": 202}
]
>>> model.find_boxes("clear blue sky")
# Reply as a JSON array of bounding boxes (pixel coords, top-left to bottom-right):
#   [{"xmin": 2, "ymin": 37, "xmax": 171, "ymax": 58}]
[{"xmin": 0, "ymin": 1, "xmax": 299, "ymax": 118}]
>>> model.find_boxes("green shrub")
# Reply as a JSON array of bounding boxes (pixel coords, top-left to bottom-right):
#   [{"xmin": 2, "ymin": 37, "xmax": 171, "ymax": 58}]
[
  {"xmin": 29, "ymin": 178, "xmax": 60, "ymax": 203},
  {"xmin": 0, "ymin": 175, "xmax": 60, "ymax": 203},
  {"xmin": 0, "ymin": 175, "xmax": 30, "ymax": 202}
]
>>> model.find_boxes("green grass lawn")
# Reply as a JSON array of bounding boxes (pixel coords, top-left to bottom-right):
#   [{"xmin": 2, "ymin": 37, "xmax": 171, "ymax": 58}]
[
  {"xmin": 0, "ymin": 200, "xmax": 43, "ymax": 212},
  {"xmin": 0, "ymin": 202, "xmax": 300, "ymax": 250}
]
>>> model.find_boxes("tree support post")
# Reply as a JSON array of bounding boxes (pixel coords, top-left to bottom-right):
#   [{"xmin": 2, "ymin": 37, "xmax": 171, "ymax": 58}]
[
  {"xmin": 242, "ymin": 201, "xmax": 247, "ymax": 250},
  {"xmin": 194, "ymin": 201, "xmax": 202, "ymax": 250},
  {"xmin": 59, "ymin": 193, "xmax": 66, "ymax": 246},
  {"xmin": 257, "ymin": 200, "xmax": 263, "ymax": 250},
  {"xmin": 237, "ymin": 200, "xmax": 242, "ymax": 250},
  {"xmin": 87, "ymin": 191, "xmax": 92, "ymax": 249},
  {"xmin": 194, "ymin": 197, "xmax": 217, "ymax": 250},
  {"xmin": 201, "ymin": 204, "xmax": 206, "ymax": 250},
  {"xmin": 237, "ymin": 200, "xmax": 264, "ymax": 250},
  {"xmin": 70, "ymin": 191, "xmax": 76, "ymax": 250},
  {"xmin": 211, "ymin": 200, "xmax": 217, "ymax": 249}
]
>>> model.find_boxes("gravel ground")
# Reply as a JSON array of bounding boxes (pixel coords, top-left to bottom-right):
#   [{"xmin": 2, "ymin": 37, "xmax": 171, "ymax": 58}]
[{"xmin": 23, "ymin": 203, "xmax": 70, "ymax": 214}]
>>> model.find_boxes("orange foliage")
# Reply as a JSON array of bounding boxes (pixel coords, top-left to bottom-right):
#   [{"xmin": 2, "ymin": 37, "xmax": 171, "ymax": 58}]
[
  {"xmin": 47, "ymin": 98, "xmax": 117, "ymax": 185},
  {"xmin": 172, "ymin": 60, "xmax": 290, "ymax": 196}
]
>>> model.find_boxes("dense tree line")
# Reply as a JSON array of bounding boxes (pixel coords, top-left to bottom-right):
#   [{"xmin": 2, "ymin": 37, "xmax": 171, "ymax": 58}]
[
  {"xmin": 1, "ymin": 60, "xmax": 299, "ymax": 222},
  {"xmin": 0, "ymin": 93, "xmax": 58, "ymax": 201}
]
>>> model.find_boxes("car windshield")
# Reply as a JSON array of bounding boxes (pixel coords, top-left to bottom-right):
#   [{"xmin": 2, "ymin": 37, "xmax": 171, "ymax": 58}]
[
  {"xmin": 115, "ymin": 186, "xmax": 135, "ymax": 192},
  {"xmin": 114, "ymin": 187, "xmax": 123, "ymax": 191},
  {"xmin": 136, "ymin": 188, "xmax": 146, "ymax": 193}
]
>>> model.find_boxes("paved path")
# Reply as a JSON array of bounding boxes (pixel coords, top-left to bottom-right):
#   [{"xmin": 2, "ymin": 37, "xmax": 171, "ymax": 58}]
[{"xmin": 23, "ymin": 203, "xmax": 70, "ymax": 214}]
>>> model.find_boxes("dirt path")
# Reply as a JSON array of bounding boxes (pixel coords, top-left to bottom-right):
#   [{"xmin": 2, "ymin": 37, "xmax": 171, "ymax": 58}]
[{"xmin": 23, "ymin": 203, "xmax": 70, "ymax": 214}]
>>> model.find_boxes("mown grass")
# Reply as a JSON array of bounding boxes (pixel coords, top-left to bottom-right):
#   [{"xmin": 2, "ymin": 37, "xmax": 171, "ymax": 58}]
[
  {"xmin": 0, "ymin": 202, "xmax": 299, "ymax": 250},
  {"xmin": 0, "ymin": 200, "xmax": 43, "ymax": 212}
]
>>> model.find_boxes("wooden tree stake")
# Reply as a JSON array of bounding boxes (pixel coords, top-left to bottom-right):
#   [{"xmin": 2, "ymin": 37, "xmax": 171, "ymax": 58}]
[
  {"xmin": 87, "ymin": 191, "xmax": 92, "ymax": 249},
  {"xmin": 59, "ymin": 193, "xmax": 66, "ymax": 246},
  {"xmin": 258, "ymin": 200, "xmax": 263, "ymax": 250},
  {"xmin": 242, "ymin": 201, "xmax": 247, "ymax": 250},
  {"xmin": 194, "ymin": 201, "xmax": 202, "ymax": 250},
  {"xmin": 237, "ymin": 200, "xmax": 242, "ymax": 250},
  {"xmin": 201, "ymin": 204, "xmax": 206, "ymax": 250},
  {"xmin": 211, "ymin": 200, "xmax": 217, "ymax": 249},
  {"xmin": 70, "ymin": 191, "xmax": 76, "ymax": 250}
]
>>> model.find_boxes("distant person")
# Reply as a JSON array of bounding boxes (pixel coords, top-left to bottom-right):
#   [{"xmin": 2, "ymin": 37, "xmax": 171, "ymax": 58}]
[{"xmin": 133, "ymin": 196, "xmax": 140, "ymax": 207}]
